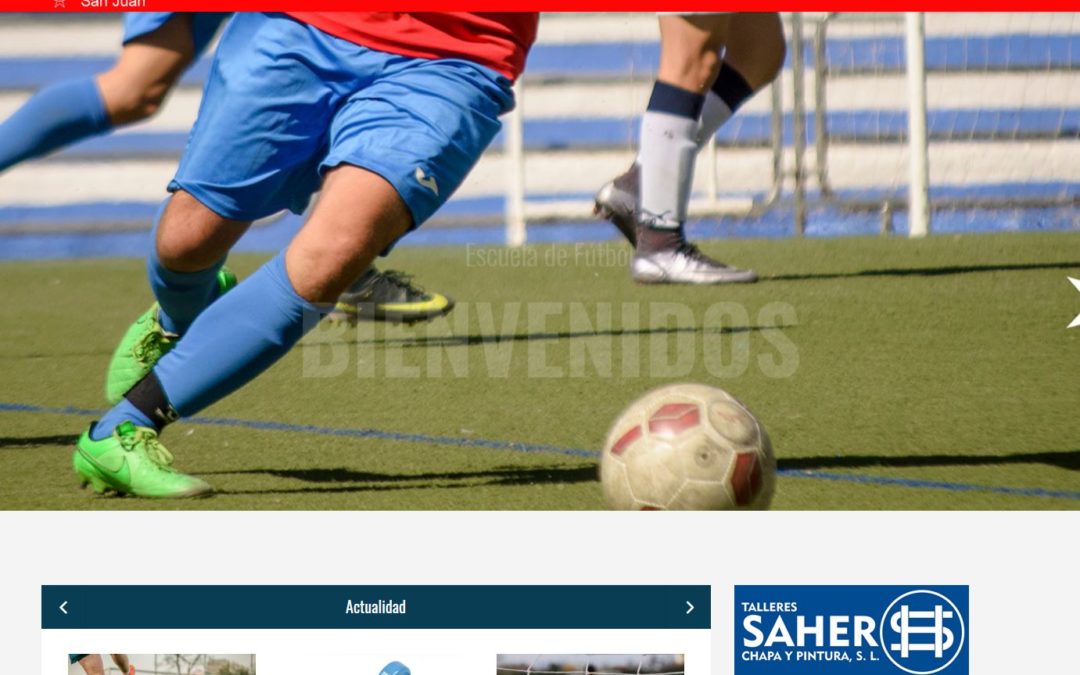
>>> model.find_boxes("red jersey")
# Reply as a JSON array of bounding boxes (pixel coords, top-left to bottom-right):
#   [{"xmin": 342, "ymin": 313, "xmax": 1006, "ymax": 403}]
[{"xmin": 286, "ymin": 13, "xmax": 539, "ymax": 81}]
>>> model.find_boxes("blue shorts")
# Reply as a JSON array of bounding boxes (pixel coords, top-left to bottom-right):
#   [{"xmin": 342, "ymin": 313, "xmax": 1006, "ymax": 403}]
[
  {"xmin": 169, "ymin": 12, "xmax": 515, "ymax": 228},
  {"xmin": 122, "ymin": 12, "xmax": 231, "ymax": 59},
  {"xmin": 69, "ymin": 654, "xmax": 90, "ymax": 665}
]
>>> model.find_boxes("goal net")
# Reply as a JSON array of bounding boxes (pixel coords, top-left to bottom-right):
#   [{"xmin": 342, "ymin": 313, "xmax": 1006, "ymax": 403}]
[
  {"xmin": 93, "ymin": 654, "xmax": 256, "ymax": 675},
  {"xmin": 503, "ymin": 12, "xmax": 1080, "ymax": 241},
  {"xmin": 496, "ymin": 653, "xmax": 685, "ymax": 675},
  {"xmin": 789, "ymin": 12, "xmax": 1080, "ymax": 234}
]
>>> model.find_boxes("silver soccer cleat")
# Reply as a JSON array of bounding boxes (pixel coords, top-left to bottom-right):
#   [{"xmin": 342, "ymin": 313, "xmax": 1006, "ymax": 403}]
[
  {"xmin": 631, "ymin": 243, "xmax": 759, "ymax": 285},
  {"xmin": 593, "ymin": 163, "xmax": 640, "ymax": 245}
]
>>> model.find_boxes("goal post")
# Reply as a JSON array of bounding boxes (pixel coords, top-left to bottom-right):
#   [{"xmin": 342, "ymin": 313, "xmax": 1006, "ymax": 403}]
[
  {"xmin": 805, "ymin": 12, "xmax": 1079, "ymax": 235},
  {"xmin": 905, "ymin": 11, "xmax": 931, "ymax": 237},
  {"xmin": 505, "ymin": 80, "xmax": 528, "ymax": 248},
  {"xmin": 498, "ymin": 12, "xmax": 1078, "ymax": 244}
]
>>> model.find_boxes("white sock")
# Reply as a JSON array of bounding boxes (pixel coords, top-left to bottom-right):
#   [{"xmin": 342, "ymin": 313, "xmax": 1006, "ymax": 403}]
[
  {"xmin": 696, "ymin": 91, "xmax": 735, "ymax": 148},
  {"xmin": 639, "ymin": 110, "xmax": 699, "ymax": 229},
  {"xmin": 634, "ymin": 91, "xmax": 733, "ymax": 164}
]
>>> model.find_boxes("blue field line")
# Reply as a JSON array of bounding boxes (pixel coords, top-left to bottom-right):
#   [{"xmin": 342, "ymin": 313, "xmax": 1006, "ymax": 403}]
[
  {"xmin": 3, "ymin": 401, "xmax": 1078, "ymax": 501},
  {"xmin": 781, "ymin": 469, "xmax": 1080, "ymax": 501},
  {"xmin": 45, "ymin": 107, "xmax": 1080, "ymax": 160},
  {"xmin": 188, "ymin": 415, "xmax": 600, "ymax": 459},
  {"xmin": 1, "ymin": 34, "xmax": 1078, "ymax": 89},
  {"xmin": 0, "ymin": 401, "xmax": 596, "ymax": 459}
]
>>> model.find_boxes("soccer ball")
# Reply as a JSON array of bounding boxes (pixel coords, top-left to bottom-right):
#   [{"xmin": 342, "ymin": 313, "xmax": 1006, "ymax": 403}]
[{"xmin": 599, "ymin": 383, "xmax": 776, "ymax": 510}]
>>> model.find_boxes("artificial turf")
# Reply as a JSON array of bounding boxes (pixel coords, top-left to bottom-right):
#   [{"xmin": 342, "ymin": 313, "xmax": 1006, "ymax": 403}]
[{"xmin": 1, "ymin": 231, "xmax": 1078, "ymax": 509}]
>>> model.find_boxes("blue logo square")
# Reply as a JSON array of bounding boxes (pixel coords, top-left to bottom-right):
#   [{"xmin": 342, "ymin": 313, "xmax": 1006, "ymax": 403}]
[{"xmin": 734, "ymin": 585, "xmax": 969, "ymax": 675}]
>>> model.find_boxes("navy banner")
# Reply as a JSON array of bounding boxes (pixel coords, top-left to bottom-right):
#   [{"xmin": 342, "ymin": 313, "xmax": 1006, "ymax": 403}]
[{"xmin": 43, "ymin": 585, "xmax": 710, "ymax": 630}]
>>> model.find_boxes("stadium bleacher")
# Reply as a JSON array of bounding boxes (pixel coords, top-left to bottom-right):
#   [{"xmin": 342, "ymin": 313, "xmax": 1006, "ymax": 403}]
[{"xmin": 0, "ymin": 12, "xmax": 1076, "ymax": 257}]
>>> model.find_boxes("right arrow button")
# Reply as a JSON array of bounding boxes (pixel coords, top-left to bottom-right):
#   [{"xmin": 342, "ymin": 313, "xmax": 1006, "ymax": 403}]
[{"xmin": 686, "ymin": 600, "xmax": 694, "ymax": 615}]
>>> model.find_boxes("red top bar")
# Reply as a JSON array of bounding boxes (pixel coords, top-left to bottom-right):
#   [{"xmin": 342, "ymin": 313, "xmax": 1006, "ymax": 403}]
[{"xmin": 6, "ymin": 5, "xmax": 1080, "ymax": 12}]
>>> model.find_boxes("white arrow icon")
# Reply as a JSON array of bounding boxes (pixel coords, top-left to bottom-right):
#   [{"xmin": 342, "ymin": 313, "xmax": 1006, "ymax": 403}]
[
  {"xmin": 1069, "ymin": 278, "xmax": 1080, "ymax": 329},
  {"xmin": 686, "ymin": 601, "xmax": 694, "ymax": 615},
  {"xmin": 59, "ymin": 601, "xmax": 68, "ymax": 615}
]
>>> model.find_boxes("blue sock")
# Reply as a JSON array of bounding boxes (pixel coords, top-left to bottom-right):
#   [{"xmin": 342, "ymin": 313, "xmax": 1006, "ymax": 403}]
[
  {"xmin": 153, "ymin": 251, "xmax": 327, "ymax": 416},
  {"xmin": 0, "ymin": 78, "xmax": 111, "ymax": 173},
  {"xmin": 91, "ymin": 399, "xmax": 156, "ymax": 441},
  {"xmin": 147, "ymin": 205, "xmax": 226, "ymax": 335}
]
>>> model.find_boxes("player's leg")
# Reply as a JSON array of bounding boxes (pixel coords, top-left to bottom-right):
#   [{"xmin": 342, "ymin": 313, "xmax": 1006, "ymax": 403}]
[
  {"xmin": 0, "ymin": 74, "xmax": 109, "ymax": 173},
  {"xmin": 634, "ymin": 14, "xmax": 757, "ymax": 283},
  {"xmin": 110, "ymin": 654, "xmax": 134, "ymax": 675},
  {"xmin": 75, "ymin": 18, "xmax": 512, "ymax": 497},
  {"xmin": 103, "ymin": 192, "xmax": 246, "ymax": 404},
  {"xmin": 76, "ymin": 655, "xmax": 105, "ymax": 675},
  {"xmin": 132, "ymin": 52, "xmax": 510, "ymax": 418},
  {"xmin": 81, "ymin": 191, "xmax": 247, "ymax": 496},
  {"xmin": 595, "ymin": 14, "xmax": 781, "ymax": 277},
  {"xmin": 99, "ymin": 16, "xmax": 447, "ymax": 397},
  {"xmin": 103, "ymin": 169, "xmax": 408, "ymax": 423},
  {"xmin": 637, "ymin": 13, "xmax": 729, "ymax": 229},
  {"xmin": 133, "ymin": 53, "xmax": 504, "ymax": 419},
  {"xmin": 95, "ymin": 14, "xmax": 200, "ymax": 126},
  {"xmin": 285, "ymin": 168, "xmax": 412, "ymax": 302},
  {"xmin": 0, "ymin": 13, "xmax": 205, "ymax": 173},
  {"xmin": 81, "ymin": 171, "xmax": 409, "ymax": 498},
  {"xmin": 595, "ymin": 14, "xmax": 728, "ymax": 244},
  {"xmin": 631, "ymin": 24, "xmax": 781, "ymax": 229},
  {"xmin": 73, "ymin": 12, "xmax": 314, "ymax": 498},
  {"xmin": 697, "ymin": 12, "xmax": 785, "ymax": 146}
]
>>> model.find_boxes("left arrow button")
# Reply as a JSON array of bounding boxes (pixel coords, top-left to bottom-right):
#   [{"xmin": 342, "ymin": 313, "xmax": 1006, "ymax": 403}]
[{"xmin": 59, "ymin": 601, "xmax": 68, "ymax": 615}]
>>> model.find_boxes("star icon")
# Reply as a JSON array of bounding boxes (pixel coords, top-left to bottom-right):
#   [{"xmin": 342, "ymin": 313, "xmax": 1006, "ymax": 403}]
[{"xmin": 1068, "ymin": 277, "xmax": 1080, "ymax": 329}]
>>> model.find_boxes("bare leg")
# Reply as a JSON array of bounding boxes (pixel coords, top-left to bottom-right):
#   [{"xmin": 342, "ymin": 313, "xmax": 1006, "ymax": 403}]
[
  {"xmin": 630, "ymin": 13, "xmax": 759, "ymax": 283},
  {"xmin": 97, "ymin": 14, "xmax": 197, "ymax": 125},
  {"xmin": 152, "ymin": 165, "xmax": 409, "ymax": 301},
  {"xmin": 656, "ymin": 14, "xmax": 731, "ymax": 93},
  {"xmin": 285, "ymin": 165, "xmax": 413, "ymax": 303},
  {"xmin": 77, "ymin": 655, "xmax": 105, "ymax": 675},
  {"xmin": 594, "ymin": 12, "xmax": 778, "ymax": 258},
  {"xmin": 635, "ymin": 14, "xmax": 732, "ymax": 235},
  {"xmin": 724, "ymin": 13, "xmax": 786, "ymax": 90},
  {"xmin": 110, "ymin": 654, "xmax": 132, "ymax": 674},
  {"xmin": 155, "ymin": 190, "xmax": 251, "ymax": 272},
  {"xmin": 143, "ymin": 164, "xmax": 412, "ymax": 423},
  {"xmin": 0, "ymin": 14, "xmax": 196, "ymax": 173}
]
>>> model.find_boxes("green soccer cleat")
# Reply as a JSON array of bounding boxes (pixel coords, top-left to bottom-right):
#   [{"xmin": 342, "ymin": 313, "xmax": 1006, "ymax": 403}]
[
  {"xmin": 328, "ymin": 266, "xmax": 454, "ymax": 325},
  {"xmin": 105, "ymin": 267, "xmax": 236, "ymax": 404},
  {"xmin": 73, "ymin": 421, "xmax": 212, "ymax": 498}
]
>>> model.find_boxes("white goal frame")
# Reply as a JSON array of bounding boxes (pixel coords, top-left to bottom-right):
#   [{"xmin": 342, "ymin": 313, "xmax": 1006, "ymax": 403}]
[{"xmin": 500, "ymin": 12, "xmax": 937, "ymax": 245}]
